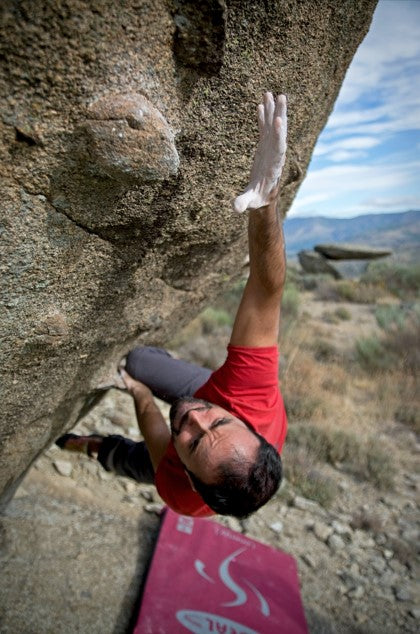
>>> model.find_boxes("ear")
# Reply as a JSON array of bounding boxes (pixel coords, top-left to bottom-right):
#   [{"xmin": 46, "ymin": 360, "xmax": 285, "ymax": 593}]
[{"xmin": 184, "ymin": 469, "xmax": 197, "ymax": 492}]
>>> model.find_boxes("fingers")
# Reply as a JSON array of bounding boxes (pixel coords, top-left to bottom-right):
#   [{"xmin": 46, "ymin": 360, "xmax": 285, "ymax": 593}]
[
  {"xmin": 274, "ymin": 94, "xmax": 287, "ymax": 121},
  {"xmin": 118, "ymin": 367, "xmax": 130, "ymax": 387},
  {"xmin": 257, "ymin": 103, "xmax": 265, "ymax": 136},
  {"xmin": 274, "ymin": 115, "xmax": 282, "ymax": 137},
  {"xmin": 275, "ymin": 94, "xmax": 287, "ymax": 146},
  {"xmin": 118, "ymin": 367, "xmax": 137, "ymax": 391},
  {"xmin": 232, "ymin": 189, "xmax": 253, "ymax": 213},
  {"xmin": 113, "ymin": 371, "xmax": 127, "ymax": 391},
  {"xmin": 264, "ymin": 91, "xmax": 275, "ymax": 127}
]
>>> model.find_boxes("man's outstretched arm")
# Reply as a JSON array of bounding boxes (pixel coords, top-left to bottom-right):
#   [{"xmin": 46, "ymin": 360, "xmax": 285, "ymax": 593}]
[{"xmin": 230, "ymin": 92, "xmax": 287, "ymax": 347}]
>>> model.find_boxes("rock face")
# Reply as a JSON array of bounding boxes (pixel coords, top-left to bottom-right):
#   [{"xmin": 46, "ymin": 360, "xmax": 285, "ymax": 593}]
[
  {"xmin": 0, "ymin": 0, "xmax": 377, "ymax": 506},
  {"xmin": 315, "ymin": 243, "xmax": 392, "ymax": 260}
]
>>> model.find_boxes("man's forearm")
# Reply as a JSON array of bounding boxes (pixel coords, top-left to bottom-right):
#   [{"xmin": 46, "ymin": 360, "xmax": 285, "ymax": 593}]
[
  {"xmin": 248, "ymin": 198, "xmax": 286, "ymax": 297},
  {"xmin": 132, "ymin": 391, "xmax": 171, "ymax": 471}
]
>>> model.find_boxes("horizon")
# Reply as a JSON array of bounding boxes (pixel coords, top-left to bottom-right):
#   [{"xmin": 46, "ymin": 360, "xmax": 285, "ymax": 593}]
[
  {"xmin": 289, "ymin": 0, "xmax": 420, "ymax": 220},
  {"xmin": 284, "ymin": 208, "xmax": 420, "ymax": 222}
]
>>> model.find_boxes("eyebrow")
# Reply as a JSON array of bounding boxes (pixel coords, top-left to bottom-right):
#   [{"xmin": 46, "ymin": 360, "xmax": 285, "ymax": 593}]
[{"xmin": 188, "ymin": 417, "xmax": 233, "ymax": 455}]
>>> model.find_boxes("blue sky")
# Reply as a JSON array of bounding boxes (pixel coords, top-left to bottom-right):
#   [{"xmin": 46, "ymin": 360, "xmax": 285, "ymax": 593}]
[{"xmin": 289, "ymin": 0, "xmax": 420, "ymax": 219}]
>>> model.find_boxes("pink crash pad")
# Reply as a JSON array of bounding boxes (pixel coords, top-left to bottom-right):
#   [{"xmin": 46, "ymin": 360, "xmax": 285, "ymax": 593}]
[{"xmin": 134, "ymin": 508, "xmax": 308, "ymax": 634}]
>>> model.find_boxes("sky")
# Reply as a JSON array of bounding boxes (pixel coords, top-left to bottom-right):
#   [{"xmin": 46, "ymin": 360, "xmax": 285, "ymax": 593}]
[{"xmin": 289, "ymin": 0, "xmax": 420, "ymax": 219}]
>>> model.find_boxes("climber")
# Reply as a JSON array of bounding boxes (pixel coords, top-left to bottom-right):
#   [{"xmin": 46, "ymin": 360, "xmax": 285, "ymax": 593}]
[{"xmin": 57, "ymin": 92, "xmax": 288, "ymax": 519}]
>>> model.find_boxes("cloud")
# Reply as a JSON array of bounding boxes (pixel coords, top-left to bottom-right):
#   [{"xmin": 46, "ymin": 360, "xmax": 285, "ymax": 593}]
[
  {"xmin": 298, "ymin": 161, "xmax": 419, "ymax": 196},
  {"xmin": 327, "ymin": 150, "xmax": 367, "ymax": 163},
  {"xmin": 337, "ymin": 0, "xmax": 420, "ymax": 106},
  {"xmin": 320, "ymin": 1, "xmax": 420, "ymax": 144},
  {"xmin": 314, "ymin": 136, "xmax": 381, "ymax": 158},
  {"xmin": 290, "ymin": 160, "xmax": 420, "ymax": 217},
  {"xmin": 362, "ymin": 195, "xmax": 420, "ymax": 210},
  {"xmin": 291, "ymin": 1, "xmax": 420, "ymax": 218}
]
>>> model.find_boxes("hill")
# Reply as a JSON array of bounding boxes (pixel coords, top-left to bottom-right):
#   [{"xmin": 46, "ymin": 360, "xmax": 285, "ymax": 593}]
[{"xmin": 284, "ymin": 210, "xmax": 420, "ymax": 261}]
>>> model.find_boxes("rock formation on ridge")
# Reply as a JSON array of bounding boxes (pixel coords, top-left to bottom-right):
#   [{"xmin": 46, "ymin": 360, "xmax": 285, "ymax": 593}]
[
  {"xmin": 0, "ymin": 0, "xmax": 378, "ymax": 506},
  {"xmin": 315, "ymin": 243, "xmax": 392, "ymax": 260}
]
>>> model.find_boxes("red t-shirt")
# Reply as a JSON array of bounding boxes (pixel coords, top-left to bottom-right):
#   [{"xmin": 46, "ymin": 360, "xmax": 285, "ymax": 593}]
[{"xmin": 155, "ymin": 345, "xmax": 287, "ymax": 517}]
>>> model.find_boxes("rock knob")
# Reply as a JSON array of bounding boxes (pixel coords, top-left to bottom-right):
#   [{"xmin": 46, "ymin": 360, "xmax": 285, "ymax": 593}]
[{"xmin": 81, "ymin": 93, "xmax": 179, "ymax": 182}]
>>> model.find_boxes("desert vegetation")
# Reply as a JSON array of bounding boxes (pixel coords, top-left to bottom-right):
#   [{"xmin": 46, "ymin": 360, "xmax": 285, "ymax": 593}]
[{"xmin": 170, "ymin": 259, "xmax": 419, "ymax": 505}]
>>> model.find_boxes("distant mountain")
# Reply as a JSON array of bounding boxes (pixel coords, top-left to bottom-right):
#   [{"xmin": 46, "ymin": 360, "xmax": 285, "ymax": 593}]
[{"xmin": 283, "ymin": 210, "xmax": 420, "ymax": 261}]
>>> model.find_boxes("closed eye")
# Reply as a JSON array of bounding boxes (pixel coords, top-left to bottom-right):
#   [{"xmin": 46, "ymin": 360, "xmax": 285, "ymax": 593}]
[{"xmin": 188, "ymin": 418, "xmax": 233, "ymax": 455}]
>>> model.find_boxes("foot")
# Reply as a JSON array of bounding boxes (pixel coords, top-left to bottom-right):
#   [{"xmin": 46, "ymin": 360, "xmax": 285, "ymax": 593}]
[{"xmin": 55, "ymin": 433, "xmax": 104, "ymax": 458}]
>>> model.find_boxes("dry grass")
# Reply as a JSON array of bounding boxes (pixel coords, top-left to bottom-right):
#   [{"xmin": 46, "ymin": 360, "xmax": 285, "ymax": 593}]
[
  {"xmin": 282, "ymin": 445, "xmax": 338, "ymax": 508},
  {"xmin": 361, "ymin": 260, "xmax": 420, "ymax": 299},
  {"xmin": 375, "ymin": 373, "xmax": 420, "ymax": 433},
  {"xmin": 286, "ymin": 423, "xmax": 395, "ymax": 490},
  {"xmin": 316, "ymin": 279, "xmax": 382, "ymax": 304},
  {"xmin": 282, "ymin": 343, "xmax": 351, "ymax": 426},
  {"xmin": 335, "ymin": 306, "xmax": 352, "ymax": 321},
  {"xmin": 311, "ymin": 338, "xmax": 340, "ymax": 362},
  {"xmin": 354, "ymin": 304, "xmax": 420, "ymax": 431}
]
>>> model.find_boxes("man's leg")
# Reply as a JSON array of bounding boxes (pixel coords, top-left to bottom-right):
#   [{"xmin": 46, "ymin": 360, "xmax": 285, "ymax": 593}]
[
  {"xmin": 97, "ymin": 437, "xmax": 155, "ymax": 484},
  {"xmin": 125, "ymin": 346, "xmax": 212, "ymax": 403}
]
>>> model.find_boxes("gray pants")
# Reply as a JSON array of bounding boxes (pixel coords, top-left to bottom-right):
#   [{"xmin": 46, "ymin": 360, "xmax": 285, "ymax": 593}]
[{"xmin": 97, "ymin": 347, "xmax": 211, "ymax": 484}]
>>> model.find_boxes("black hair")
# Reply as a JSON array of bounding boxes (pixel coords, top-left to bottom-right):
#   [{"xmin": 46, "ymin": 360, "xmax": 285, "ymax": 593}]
[{"xmin": 186, "ymin": 432, "xmax": 282, "ymax": 519}]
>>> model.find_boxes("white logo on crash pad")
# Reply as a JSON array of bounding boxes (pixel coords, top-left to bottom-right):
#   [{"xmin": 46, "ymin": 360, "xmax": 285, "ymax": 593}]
[
  {"xmin": 194, "ymin": 548, "xmax": 269, "ymax": 617},
  {"xmin": 176, "ymin": 610, "xmax": 259, "ymax": 634}
]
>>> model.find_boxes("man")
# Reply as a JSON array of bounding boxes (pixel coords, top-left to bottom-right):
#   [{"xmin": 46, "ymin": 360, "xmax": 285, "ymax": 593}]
[{"xmin": 57, "ymin": 92, "xmax": 288, "ymax": 519}]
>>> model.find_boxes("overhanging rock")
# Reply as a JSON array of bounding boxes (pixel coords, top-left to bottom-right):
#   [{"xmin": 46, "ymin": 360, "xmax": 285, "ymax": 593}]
[
  {"xmin": 0, "ymin": 0, "xmax": 378, "ymax": 506},
  {"xmin": 315, "ymin": 244, "xmax": 392, "ymax": 260}
]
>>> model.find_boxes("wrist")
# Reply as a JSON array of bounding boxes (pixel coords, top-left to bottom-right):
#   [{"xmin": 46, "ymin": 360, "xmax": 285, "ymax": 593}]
[{"xmin": 132, "ymin": 389, "xmax": 154, "ymax": 411}]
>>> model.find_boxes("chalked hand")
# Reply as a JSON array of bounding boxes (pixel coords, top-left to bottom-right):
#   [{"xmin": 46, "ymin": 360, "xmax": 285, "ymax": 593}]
[{"xmin": 232, "ymin": 92, "xmax": 287, "ymax": 213}]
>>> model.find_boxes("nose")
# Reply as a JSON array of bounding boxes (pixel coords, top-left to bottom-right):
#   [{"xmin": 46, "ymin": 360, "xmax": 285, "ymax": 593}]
[{"xmin": 187, "ymin": 408, "xmax": 208, "ymax": 430}]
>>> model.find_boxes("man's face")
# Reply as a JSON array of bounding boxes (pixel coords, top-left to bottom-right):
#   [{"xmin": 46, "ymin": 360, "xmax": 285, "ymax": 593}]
[{"xmin": 169, "ymin": 397, "xmax": 260, "ymax": 484}]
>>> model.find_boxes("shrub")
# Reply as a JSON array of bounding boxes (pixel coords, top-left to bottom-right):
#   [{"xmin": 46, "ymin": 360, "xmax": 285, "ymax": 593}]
[
  {"xmin": 334, "ymin": 280, "xmax": 358, "ymax": 302},
  {"xmin": 357, "ymin": 306, "xmax": 420, "ymax": 375},
  {"xmin": 321, "ymin": 373, "xmax": 347, "ymax": 395},
  {"xmin": 395, "ymin": 403, "xmax": 420, "ymax": 433},
  {"xmin": 366, "ymin": 442, "xmax": 395, "ymax": 490},
  {"xmin": 281, "ymin": 280, "xmax": 300, "ymax": 319},
  {"xmin": 375, "ymin": 304, "xmax": 406, "ymax": 330},
  {"xmin": 284, "ymin": 394, "xmax": 323, "ymax": 422},
  {"xmin": 355, "ymin": 335, "xmax": 395, "ymax": 372},
  {"xmin": 322, "ymin": 310, "xmax": 340, "ymax": 325},
  {"xmin": 217, "ymin": 278, "xmax": 247, "ymax": 315},
  {"xmin": 335, "ymin": 307, "xmax": 351, "ymax": 321},
  {"xmin": 286, "ymin": 266, "xmax": 304, "ymax": 289},
  {"xmin": 362, "ymin": 261, "xmax": 420, "ymax": 299},
  {"xmin": 283, "ymin": 445, "xmax": 337, "ymax": 507},
  {"xmin": 385, "ymin": 312, "xmax": 420, "ymax": 375},
  {"xmin": 200, "ymin": 307, "xmax": 233, "ymax": 334},
  {"xmin": 316, "ymin": 279, "xmax": 380, "ymax": 304},
  {"xmin": 311, "ymin": 338, "xmax": 338, "ymax": 362},
  {"xmin": 286, "ymin": 423, "xmax": 395, "ymax": 490}
]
